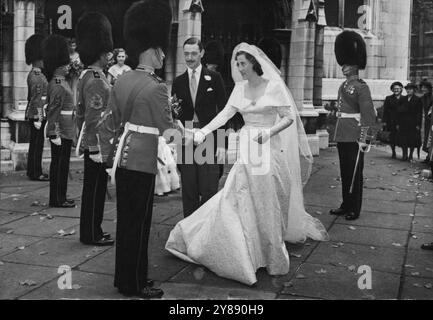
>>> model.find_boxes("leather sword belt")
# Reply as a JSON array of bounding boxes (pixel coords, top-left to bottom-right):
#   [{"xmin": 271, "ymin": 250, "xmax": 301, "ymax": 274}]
[
  {"xmin": 337, "ymin": 112, "xmax": 361, "ymax": 122},
  {"xmin": 109, "ymin": 122, "xmax": 160, "ymax": 184}
]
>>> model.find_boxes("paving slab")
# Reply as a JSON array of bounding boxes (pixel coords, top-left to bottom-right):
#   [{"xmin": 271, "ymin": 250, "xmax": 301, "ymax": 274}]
[
  {"xmin": 362, "ymin": 199, "xmax": 415, "ymax": 215},
  {"xmin": 404, "ymin": 249, "xmax": 433, "ymax": 279},
  {"xmin": 282, "ymin": 262, "xmax": 400, "ymax": 300},
  {"xmin": 0, "ymin": 210, "xmax": 28, "ymax": 226},
  {"xmin": 20, "ymin": 270, "xmax": 126, "ymax": 300},
  {"xmin": 408, "ymin": 231, "xmax": 433, "ymax": 250},
  {"xmin": 0, "ymin": 233, "xmax": 43, "ymax": 257},
  {"xmin": 2, "ymin": 237, "xmax": 111, "ymax": 268},
  {"xmin": 400, "ymin": 276, "xmax": 433, "ymax": 300},
  {"xmin": 414, "ymin": 204, "xmax": 433, "ymax": 217},
  {"xmin": 335, "ymin": 212, "xmax": 412, "ymax": 231},
  {"xmin": 0, "ymin": 262, "xmax": 58, "ymax": 300},
  {"xmin": 307, "ymin": 242, "xmax": 404, "ymax": 274},
  {"xmin": 412, "ymin": 216, "xmax": 433, "ymax": 234},
  {"xmin": 0, "ymin": 194, "xmax": 49, "ymax": 213},
  {"xmin": 0, "ymin": 215, "xmax": 79, "ymax": 238},
  {"xmin": 327, "ymin": 224, "xmax": 408, "ymax": 249}
]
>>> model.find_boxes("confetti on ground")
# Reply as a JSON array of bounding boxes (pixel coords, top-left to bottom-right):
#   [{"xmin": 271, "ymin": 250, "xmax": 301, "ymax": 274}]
[
  {"xmin": 348, "ymin": 226, "xmax": 356, "ymax": 230},
  {"xmin": 289, "ymin": 253, "xmax": 302, "ymax": 258},
  {"xmin": 348, "ymin": 265, "xmax": 356, "ymax": 272},
  {"xmin": 57, "ymin": 229, "xmax": 76, "ymax": 237},
  {"xmin": 39, "ymin": 251, "xmax": 48, "ymax": 256},
  {"xmin": 19, "ymin": 280, "xmax": 37, "ymax": 287},
  {"xmin": 295, "ymin": 274, "xmax": 306, "ymax": 279},
  {"xmin": 370, "ymin": 246, "xmax": 376, "ymax": 250},
  {"xmin": 0, "ymin": 261, "xmax": 4, "ymax": 266},
  {"xmin": 405, "ymin": 264, "xmax": 415, "ymax": 268},
  {"xmin": 315, "ymin": 269, "xmax": 327, "ymax": 274},
  {"xmin": 411, "ymin": 272, "xmax": 420, "ymax": 276},
  {"xmin": 412, "ymin": 235, "xmax": 418, "ymax": 239},
  {"xmin": 315, "ymin": 211, "xmax": 323, "ymax": 215},
  {"xmin": 413, "ymin": 283, "xmax": 422, "ymax": 288},
  {"xmin": 6, "ymin": 230, "xmax": 14, "ymax": 234},
  {"xmin": 426, "ymin": 268, "xmax": 433, "ymax": 273},
  {"xmin": 17, "ymin": 246, "xmax": 25, "ymax": 250},
  {"xmin": 425, "ymin": 283, "xmax": 432, "ymax": 289},
  {"xmin": 330, "ymin": 186, "xmax": 336, "ymax": 189},
  {"xmin": 392, "ymin": 243, "xmax": 402, "ymax": 247},
  {"xmin": 30, "ymin": 212, "xmax": 39, "ymax": 216},
  {"xmin": 72, "ymin": 284, "xmax": 81, "ymax": 290}
]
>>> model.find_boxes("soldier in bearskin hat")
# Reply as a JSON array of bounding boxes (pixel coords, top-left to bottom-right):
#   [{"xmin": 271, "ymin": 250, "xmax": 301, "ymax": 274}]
[
  {"xmin": 98, "ymin": 0, "xmax": 183, "ymax": 299},
  {"xmin": 329, "ymin": 31, "xmax": 377, "ymax": 221},
  {"xmin": 43, "ymin": 34, "xmax": 76, "ymax": 208},
  {"xmin": 75, "ymin": 12, "xmax": 114, "ymax": 246},
  {"xmin": 25, "ymin": 34, "xmax": 49, "ymax": 182}
]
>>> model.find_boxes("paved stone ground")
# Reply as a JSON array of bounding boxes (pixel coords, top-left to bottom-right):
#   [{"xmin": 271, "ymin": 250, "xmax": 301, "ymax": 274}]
[{"xmin": 1, "ymin": 146, "xmax": 433, "ymax": 300}]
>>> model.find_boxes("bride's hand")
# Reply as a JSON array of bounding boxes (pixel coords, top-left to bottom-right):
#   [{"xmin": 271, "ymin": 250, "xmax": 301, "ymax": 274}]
[
  {"xmin": 253, "ymin": 130, "xmax": 270, "ymax": 144},
  {"xmin": 194, "ymin": 130, "xmax": 206, "ymax": 146}
]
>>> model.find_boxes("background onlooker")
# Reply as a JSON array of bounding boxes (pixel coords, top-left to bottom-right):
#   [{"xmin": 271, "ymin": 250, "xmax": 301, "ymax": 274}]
[
  {"xmin": 420, "ymin": 80, "xmax": 433, "ymax": 162},
  {"xmin": 382, "ymin": 81, "xmax": 405, "ymax": 159},
  {"xmin": 395, "ymin": 83, "xmax": 423, "ymax": 161},
  {"xmin": 107, "ymin": 48, "xmax": 131, "ymax": 85}
]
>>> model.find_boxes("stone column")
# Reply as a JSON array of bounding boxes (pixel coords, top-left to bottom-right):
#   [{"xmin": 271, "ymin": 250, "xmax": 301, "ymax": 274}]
[
  {"xmin": 9, "ymin": 0, "xmax": 36, "ymax": 170},
  {"xmin": 288, "ymin": 0, "xmax": 320, "ymax": 155},
  {"xmin": 175, "ymin": 0, "xmax": 203, "ymax": 77}
]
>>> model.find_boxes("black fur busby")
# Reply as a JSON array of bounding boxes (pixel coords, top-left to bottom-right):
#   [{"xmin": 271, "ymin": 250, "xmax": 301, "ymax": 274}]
[
  {"xmin": 25, "ymin": 34, "xmax": 45, "ymax": 65},
  {"xmin": 334, "ymin": 31, "xmax": 367, "ymax": 70},
  {"xmin": 42, "ymin": 34, "xmax": 70, "ymax": 81},
  {"xmin": 204, "ymin": 40, "xmax": 225, "ymax": 68},
  {"xmin": 124, "ymin": 0, "xmax": 172, "ymax": 67},
  {"xmin": 76, "ymin": 12, "xmax": 113, "ymax": 66},
  {"xmin": 258, "ymin": 37, "xmax": 282, "ymax": 70}
]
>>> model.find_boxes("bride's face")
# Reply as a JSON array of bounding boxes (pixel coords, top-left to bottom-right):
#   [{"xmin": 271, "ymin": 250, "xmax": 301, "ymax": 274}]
[{"xmin": 236, "ymin": 54, "xmax": 254, "ymax": 80}]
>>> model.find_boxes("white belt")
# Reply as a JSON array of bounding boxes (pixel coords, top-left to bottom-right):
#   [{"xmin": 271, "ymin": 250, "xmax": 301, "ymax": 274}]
[
  {"xmin": 337, "ymin": 112, "xmax": 361, "ymax": 122},
  {"xmin": 75, "ymin": 122, "xmax": 86, "ymax": 158},
  {"xmin": 109, "ymin": 122, "xmax": 159, "ymax": 184},
  {"xmin": 60, "ymin": 110, "xmax": 74, "ymax": 116}
]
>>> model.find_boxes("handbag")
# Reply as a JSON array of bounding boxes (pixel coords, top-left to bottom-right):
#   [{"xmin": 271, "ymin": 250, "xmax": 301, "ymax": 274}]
[{"xmin": 106, "ymin": 78, "xmax": 146, "ymax": 168}]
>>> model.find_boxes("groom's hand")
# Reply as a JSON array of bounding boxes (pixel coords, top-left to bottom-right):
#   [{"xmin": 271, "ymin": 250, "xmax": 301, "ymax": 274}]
[{"xmin": 194, "ymin": 130, "xmax": 206, "ymax": 146}]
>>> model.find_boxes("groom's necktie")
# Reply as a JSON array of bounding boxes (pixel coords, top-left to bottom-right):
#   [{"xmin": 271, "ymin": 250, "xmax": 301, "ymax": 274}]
[{"xmin": 190, "ymin": 69, "xmax": 199, "ymax": 123}]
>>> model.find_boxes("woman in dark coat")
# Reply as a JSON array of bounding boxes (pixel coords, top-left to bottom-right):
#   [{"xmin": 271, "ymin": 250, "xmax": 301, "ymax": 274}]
[
  {"xmin": 395, "ymin": 83, "xmax": 423, "ymax": 161},
  {"xmin": 382, "ymin": 81, "xmax": 405, "ymax": 158}
]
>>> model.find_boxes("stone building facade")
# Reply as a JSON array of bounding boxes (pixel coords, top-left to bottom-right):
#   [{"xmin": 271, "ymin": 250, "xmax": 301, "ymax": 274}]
[{"xmin": 0, "ymin": 0, "xmax": 413, "ymax": 170}]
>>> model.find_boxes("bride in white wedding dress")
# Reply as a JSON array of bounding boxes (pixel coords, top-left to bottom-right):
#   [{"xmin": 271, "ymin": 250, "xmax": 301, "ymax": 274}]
[{"xmin": 165, "ymin": 43, "xmax": 329, "ymax": 285}]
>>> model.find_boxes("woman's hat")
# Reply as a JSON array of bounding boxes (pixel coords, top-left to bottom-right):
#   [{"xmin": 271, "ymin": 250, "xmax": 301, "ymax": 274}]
[{"xmin": 390, "ymin": 81, "xmax": 403, "ymax": 91}]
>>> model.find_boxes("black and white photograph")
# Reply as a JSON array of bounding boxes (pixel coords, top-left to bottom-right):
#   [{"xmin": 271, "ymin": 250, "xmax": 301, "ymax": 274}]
[{"xmin": 1, "ymin": 0, "xmax": 433, "ymax": 304}]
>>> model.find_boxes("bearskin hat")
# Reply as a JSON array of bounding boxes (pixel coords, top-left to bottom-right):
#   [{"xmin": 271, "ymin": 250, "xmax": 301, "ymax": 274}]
[
  {"xmin": 25, "ymin": 34, "xmax": 45, "ymax": 65},
  {"xmin": 42, "ymin": 34, "xmax": 70, "ymax": 81},
  {"xmin": 76, "ymin": 12, "xmax": 113, "ymax": 66},
  {"xmin": 334, "ymin": 30, "xmax": 367, "ymax": 70},
  {"xmin": 124, "ymin": 0, "xmax": 172, "ymax": 67},
  {"xmin": 204, "ymin": 40, "xmax": 225, "ymax": 68},
  {"xmin": 258, "ymin": 37, "xmax": 282, "ymax": 69}
]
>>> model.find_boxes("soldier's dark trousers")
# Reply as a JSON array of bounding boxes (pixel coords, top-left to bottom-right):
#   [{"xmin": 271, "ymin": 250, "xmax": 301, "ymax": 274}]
[
  {"xmin": 49, "ymin": 139, "xmax": 72, "ymax": 206},
  {"xmin": 114, "ymin": 168, "xmax": 155, "ymax": 293},
  {"xmin": 79, "ymin": 150, "xmax": 108, "ymax": 243},
  {"xmin": 337, "ymin": 142, "xmax": 365, "ymax": 217},
  {"xmin": 27, "ymin": 120, "xmax": 46, "ymax": 179}
]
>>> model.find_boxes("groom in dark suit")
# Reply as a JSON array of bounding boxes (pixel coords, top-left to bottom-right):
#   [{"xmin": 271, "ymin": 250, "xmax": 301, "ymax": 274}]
[{"xmin": 172, "ymin": 37, "xmax": 227, "ymax": 217}]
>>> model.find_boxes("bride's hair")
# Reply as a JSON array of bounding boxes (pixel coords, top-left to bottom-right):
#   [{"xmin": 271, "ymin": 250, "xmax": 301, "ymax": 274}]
[{"xmin": 235, "ymin": 51, "xmax": 263, "ymax": 76}]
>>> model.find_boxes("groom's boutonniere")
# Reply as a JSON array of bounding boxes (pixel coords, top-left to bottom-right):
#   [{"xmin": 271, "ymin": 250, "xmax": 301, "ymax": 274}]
[
  {"xmin": 169, "ymin": 94, "xmax": 183, "ymax": 119},
  {"xmin": 204, "ymin": 75, "xmax": 212, "ymax": 81}
]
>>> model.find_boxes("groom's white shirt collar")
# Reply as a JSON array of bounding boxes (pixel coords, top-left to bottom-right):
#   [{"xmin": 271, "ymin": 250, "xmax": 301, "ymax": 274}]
[{"xmin": 187, "ymin": 64, "xmax": 202, "ymax": 84}]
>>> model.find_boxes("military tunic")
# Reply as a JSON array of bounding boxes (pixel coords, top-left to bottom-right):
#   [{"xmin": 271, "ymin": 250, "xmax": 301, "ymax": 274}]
[
  {"xmin": 76, "ymin": 68, "xmax": 111, "ymax": 244},
  {"xmin": 334, "ymin": 77, "xmax": 376, "ymax": 218},
  {"xmin": 98, "ymin": 67, "xmax": 179, "ymax": 293},
  {"xmin": 46, "ymin": 70, "xmax": 75, "ymax": 207},
  {"xmin": 25, "ymin": 67, "xmax": 48, "ymax": 180}
]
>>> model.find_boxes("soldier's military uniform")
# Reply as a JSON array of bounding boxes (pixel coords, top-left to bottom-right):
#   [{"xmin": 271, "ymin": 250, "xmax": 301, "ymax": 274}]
[
  {"xmin": 46, "ymin": 69, "xmax": 76, "ymax": 207},
  {"xmin": 334, "ymin": 77, "xmax": 376, "ymax": 218},
  {"xmin": 25, "ymin": 67, "xmax": 48, "ymax": 180},
  {"xmin": 98, "ymin": 66, "xmax": 179, "ymax": 295},
  {"xmin": 76, "ymin": 67, "xmax": 111, "ymax": 244},
  {"xmin": 332, "ymin": 31, "xmax": 376, "ymax": 221}
]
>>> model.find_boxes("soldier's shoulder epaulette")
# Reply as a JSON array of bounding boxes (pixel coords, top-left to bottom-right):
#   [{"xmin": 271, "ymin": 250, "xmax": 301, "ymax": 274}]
[{"xmin": 149, "ymin": 72, "xmax": 164, "ymax": 84}]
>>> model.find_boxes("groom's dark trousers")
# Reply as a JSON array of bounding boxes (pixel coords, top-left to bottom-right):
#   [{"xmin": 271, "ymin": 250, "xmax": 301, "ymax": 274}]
[{"xmin": 172, "ymin": 66, "xmax": 227, "ymax": 217}]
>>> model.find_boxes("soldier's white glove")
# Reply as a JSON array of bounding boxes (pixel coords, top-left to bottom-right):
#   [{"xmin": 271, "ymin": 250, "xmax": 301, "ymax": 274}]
[
  {"xmin": 50, "ymin": 137, "xmax": 62, "ymax": 146},
  {"xmin": 34, "ymin": 121, "xmax": 42, "ymax": 130},
  {"xmin": 89, "ymin": 152, "xmax": 103, "ymax": 163}
]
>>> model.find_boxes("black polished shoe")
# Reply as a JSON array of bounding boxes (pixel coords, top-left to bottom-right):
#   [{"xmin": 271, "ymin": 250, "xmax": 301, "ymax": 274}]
[
  {"xmin": 90, "ymin": 237, "xmax": 115, "ymax": 246},
  {"xmin": 119, "ymin": 287, "xmax": 163, "ymax": 299},
  {"xmin": 52, "ymin": 201, "xmax": 76, "ymax": 208},
  {"xmin": 345, "ymin": 212, "xmax": 359, "ymax": 221},
  {"xmin": 330, "ymin": 208, "xmax": 346, "ymax": 216},
  {"xmin": 421, "ymin": 242, "xmax": 433, "ymax": 251},
  {"xmin": 65, "ymin": 199, "xmax": 75, "ymax": 205}
]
